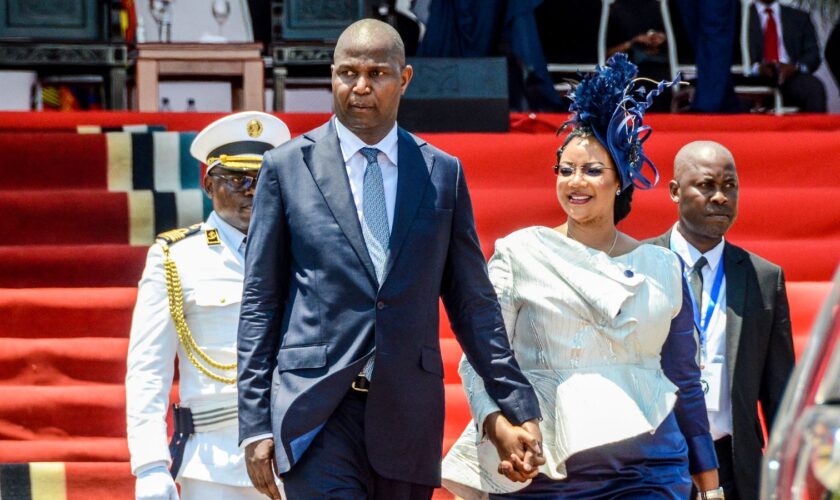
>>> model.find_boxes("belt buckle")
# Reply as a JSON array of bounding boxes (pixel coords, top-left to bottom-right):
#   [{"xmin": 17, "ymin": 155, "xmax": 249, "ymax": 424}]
[{"xmin": 351, "ymin": 376, "xmax": 370, "ymax": 393}]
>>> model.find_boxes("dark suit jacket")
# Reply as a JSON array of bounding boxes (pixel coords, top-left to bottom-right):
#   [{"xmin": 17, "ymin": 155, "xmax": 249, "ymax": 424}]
[
  {"xmin": 749, "ymin": 3, "xmax": 821, "ymax": 73},
  {"xmin": 236, "ymin": 120, "xmax": 541, "ymax": 486},
  {"xmin": 649, "ymin": 230, "xmax": 795, "ymax": 500}
]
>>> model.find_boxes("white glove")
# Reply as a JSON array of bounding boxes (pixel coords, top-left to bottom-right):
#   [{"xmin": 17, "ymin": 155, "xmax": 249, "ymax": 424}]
[{"xmin": 135, "ymin": 464, "xmax": 178, "ymax": 500}]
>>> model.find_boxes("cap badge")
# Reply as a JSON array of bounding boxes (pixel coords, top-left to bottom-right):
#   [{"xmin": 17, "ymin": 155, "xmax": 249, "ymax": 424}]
[{"xmin": 246, "ymin": 119, "xmax": 263, "ymax": 138}]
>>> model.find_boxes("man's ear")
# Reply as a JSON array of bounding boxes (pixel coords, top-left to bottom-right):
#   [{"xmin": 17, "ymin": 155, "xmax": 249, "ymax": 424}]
[
  {"xmin": 400, "ymin": 64, "xmax": 413, "ymax": 95},
  {"xmin": 668, "ymin": 179, "xmax": 680, "ymax": 203},
  {"xmin": 203, "ymin": 172, "xmax": 214, "ymax": 199}
]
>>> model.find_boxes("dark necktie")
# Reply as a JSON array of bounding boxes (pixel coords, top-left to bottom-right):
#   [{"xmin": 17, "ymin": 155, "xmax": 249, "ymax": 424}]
[
  {"xmin": 763, "ymin": 7, "xmax": 780, "ymax": 63},
  {"xmin": 688, "ymin": 256, "xmax": 708, "ymax": 309}
]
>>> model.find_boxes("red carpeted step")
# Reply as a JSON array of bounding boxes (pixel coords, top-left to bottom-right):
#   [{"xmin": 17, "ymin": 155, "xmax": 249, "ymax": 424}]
[
  {"xmin": 6, "ymin": 130, "xmax": 839, "ymax": 193},
  {"xmin": 444, "ymin": 383, "xmax": 470, "ymax": 455},
  {"xmin": 0, "ymin": 385, "xmax": 125, "ymax": 440},
  {"xmin": 0, "ymin": 288, "xmax": 135, "ymax": 339},
  {"xmin": 467, "ymin": 187, "xmax": 840, "ymax": 244},
  {"xmin": 0, "ymin": 190, "xmax": 129, "ymax": 245},
  {"xmin": 0, "ymin": 338, "xmax": 127, "ymax": 385},
  {"xmin": 0, "ymin": 111, "xmax": 332, "ymax": 134},
  {"xmin": 432, "ymin": 130, "xmax": 840, "ymax": 190},
  {"xmin": 0, "ymin": 133, "xmax": 107, "ymax": 190},
  {"xmin": 510, "ymin": 112, "xmax": 840, "ymax": 134},
  {"xmin": 0, "ymin": 438, "xmax": 128, "ymax": 463},
  {"xmin": 0, "ymin": 245, "xmax": 147, "ymax": 288}
]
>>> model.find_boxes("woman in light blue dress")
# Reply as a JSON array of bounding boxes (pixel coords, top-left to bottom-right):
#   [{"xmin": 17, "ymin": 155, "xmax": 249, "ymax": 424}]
[{"xmin": 442, "ymin": 55, "xmax": 721, "ymax": 499}]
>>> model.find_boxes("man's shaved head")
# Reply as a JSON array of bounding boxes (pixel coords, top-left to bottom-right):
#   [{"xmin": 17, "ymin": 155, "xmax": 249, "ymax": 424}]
[
  {"xmin": 334, "ymin": 18, "xmax": 406, "ymax": 68},
  {"xmin": 670, "ymin": 140, "xmax": 739, "ymax": 252},
  {"xmin": 674, "ymin": 141, "xmax": 736, "ymax": 181}
]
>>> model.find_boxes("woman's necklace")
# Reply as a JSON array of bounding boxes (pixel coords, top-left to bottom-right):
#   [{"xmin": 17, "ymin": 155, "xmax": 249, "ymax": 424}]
[{"xmin": 567, "ymin": 225, "xmax": 619, "ymax": 256}]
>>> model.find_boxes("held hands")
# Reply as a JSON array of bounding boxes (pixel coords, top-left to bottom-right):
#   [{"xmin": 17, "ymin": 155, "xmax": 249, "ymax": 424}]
[
  {"xmin": 135, "ymin": 464, "xmax": 178, "ymax": 500},
  {"xmin": 245, "ymin": 438, "xmax": 283, "ymax": 500},
  {"xmin": 484, "ymin": 412, "xmax": 545, "ymax": 482}
]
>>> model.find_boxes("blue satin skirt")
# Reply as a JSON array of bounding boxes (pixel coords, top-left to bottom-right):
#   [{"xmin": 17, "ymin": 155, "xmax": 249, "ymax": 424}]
[{"xmin": 490, "ymin": 412, "xmax": 691, "ymax": 499}]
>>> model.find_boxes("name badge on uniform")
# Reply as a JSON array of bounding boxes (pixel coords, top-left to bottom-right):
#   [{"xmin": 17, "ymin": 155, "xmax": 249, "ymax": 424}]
[{"xmin": 700, "ymin": 362, "xmax": 724, "ymax": 412}]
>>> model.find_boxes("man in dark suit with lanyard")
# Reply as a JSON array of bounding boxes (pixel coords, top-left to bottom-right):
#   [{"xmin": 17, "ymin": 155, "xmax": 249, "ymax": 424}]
[
  {"xmin": 236, "ymin": 18, "xmax": 543, "ymax": 500},
  {"xmin": 648, "ymin": 141, "xmax": 795, "ymax": 500}
]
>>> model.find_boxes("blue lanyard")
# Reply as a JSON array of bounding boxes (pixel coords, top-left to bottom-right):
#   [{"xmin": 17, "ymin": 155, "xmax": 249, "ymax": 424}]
[{"xmin": 687, "ymin": 260, "xmax": 725, "ymax": 350}]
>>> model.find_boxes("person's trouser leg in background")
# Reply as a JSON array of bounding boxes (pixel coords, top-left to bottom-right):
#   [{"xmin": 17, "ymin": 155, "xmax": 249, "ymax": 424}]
[{"xmin": 678, "ymin": 0, "xmax": 740, "ymax": 112}]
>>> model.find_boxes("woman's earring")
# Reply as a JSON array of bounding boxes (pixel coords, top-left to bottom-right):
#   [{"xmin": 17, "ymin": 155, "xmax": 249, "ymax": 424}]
[{"xmin": 616, "ymin": 188, "xmax": 621, "ymax": 196}]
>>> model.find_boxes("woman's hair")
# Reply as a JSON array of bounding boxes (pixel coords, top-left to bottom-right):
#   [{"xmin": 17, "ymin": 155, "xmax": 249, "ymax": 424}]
[{"xmin": 558, "ymin": 128, "xmax": 635, "ymax": 224}]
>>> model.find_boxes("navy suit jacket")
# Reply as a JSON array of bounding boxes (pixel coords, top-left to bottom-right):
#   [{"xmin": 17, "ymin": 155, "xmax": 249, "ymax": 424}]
[{"xmin": 237, "ymin": 120, "xmax": 541, "ymax": 486}]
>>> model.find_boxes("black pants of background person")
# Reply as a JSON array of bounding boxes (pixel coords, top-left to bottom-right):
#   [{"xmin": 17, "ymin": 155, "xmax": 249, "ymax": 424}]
[
  {"xmin": 691, "ymin": 436, "xmax": 740, "ymax": 500},
  {"xmin": 781, "ymin": 73, "xmax": 827, "ymax": 112},
  {"xmin": 281, "ymin": 389, "xmax": 434, "ymax": 500}
]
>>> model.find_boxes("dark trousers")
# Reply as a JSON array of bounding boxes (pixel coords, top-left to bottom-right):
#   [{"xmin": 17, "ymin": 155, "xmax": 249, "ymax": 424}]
[
  {"xmin": 781, "ymin": 73, "xmax": 827, "ymax": 112},
  {"xmin": 691, "ymin": 436, "xmax": 740, "ymax": 500},
  {"xmin": 677, "ymin": 0, "xmax": 741, "ymax": 112},
  {"xmin": 282, "ymin": 390, "xmax": 434, "ymax": 500}
]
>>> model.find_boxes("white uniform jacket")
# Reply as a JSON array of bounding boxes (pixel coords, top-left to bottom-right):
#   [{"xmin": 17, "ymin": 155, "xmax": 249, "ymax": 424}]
[{"xmin": 126, "ymin": 211, "xmax": 251, "ymax": 486}]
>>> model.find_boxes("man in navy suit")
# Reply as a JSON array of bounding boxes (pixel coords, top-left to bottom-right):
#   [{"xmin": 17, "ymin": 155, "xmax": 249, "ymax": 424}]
[{"xmin": 237, "ymin": 19, "xmax": 543, "ymax": 499}]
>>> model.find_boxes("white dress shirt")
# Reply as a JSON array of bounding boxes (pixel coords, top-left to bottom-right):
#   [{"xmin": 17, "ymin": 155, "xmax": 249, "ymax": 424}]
[
  {"xmin": 670, "ymin": 226, "xmax": 734, "ymax": 440},
  {"xmin": 334, "ymin": 116, "xmax": 399, "ymax": 232}
]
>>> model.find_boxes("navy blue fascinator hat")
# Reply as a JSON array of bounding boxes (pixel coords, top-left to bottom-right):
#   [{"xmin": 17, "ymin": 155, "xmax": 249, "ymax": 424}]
[{"xmin": 562, "ymin": 53, "xmax": 680, "ymax": 193}]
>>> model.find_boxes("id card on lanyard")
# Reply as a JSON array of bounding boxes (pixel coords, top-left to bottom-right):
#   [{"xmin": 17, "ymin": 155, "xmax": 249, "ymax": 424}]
[{"xmin": 686, "ymin": 260, "xmax": 725, "ymax": 411}]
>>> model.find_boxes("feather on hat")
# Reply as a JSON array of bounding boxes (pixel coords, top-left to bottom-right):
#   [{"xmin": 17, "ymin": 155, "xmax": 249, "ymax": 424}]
[{"xmin": 564, "ymin": 53, "xmax": 680, "ymax": 192}]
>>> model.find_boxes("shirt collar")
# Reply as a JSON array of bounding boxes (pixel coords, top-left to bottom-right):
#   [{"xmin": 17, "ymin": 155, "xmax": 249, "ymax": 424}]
[
  {"xmin": 334, "ymin": 116, "xmax": 399, "ymax": 166},
  {"xmin": 755, "ymin": 1, "xmax": 780, "ymax": 18},
  {"xmin": 205, "ymin": 210, "xmax": 246, "ymax": 253},
  {"xmin": 670, "ymin": 223, "xmax": 726, "ymax": 272}
]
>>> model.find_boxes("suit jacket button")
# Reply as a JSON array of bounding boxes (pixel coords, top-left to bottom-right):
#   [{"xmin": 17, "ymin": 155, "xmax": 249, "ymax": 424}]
[{"xmin": 376, "ymin": 301, "xmax": 385, "ymax": 310}]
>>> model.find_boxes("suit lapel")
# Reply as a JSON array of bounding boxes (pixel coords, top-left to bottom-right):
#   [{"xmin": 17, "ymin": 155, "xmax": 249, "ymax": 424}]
[
  {"xmin": 381, "ymin": 129, "xmax": 432, "ymax": 283},
  {"xmin": 302, "ymin": 122, "xmax": 377, "ymax": 284},
  {"xmin": 724, "ymin": 242, "xmax": 747, "ymax": 390},
  {"xmin": 749, "ymin": 6, "xmax": 763, "ymax": 64}
]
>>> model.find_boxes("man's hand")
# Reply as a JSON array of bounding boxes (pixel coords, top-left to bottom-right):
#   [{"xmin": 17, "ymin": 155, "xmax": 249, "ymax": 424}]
[
  {"xmin": 691, "ymin": 468, "xmax": 720, "ymax": 492},
  {"xmin": 135, "ymin": 464, "xmax": 178, "ymax": 500},
  {"xmin": 483, "ymin": 412, "xmax": 545, "ymax": 482},
  {"xmin": 777, "ymin": 63, "xmax": 798, "ymax": 85},
  {"xmin": 245, "ymin": 438, "xmax": 283, "ymax": 500}
]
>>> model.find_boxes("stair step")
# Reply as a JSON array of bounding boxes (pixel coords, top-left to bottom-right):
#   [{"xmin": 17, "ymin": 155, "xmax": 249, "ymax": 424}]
[
  {"xmin": 0, "ymin": 438, "xmax": 128, "ymax": 463},
  {"xmin": 0, "ymin": 385, "xmax": 126, "ymax": 439},
  {"xmin": 0, "ymin": 191, "xmax": 130, "ymax": 245},
  {"xmin": 0, "ymin": 338, "xmax": 128, "ymax": 385},
  {"xmin": 0, "ymin": 288, "xmax": 135, "ymax": 339},
  {"xmin": 0, "ymin": 133, "xmax": 108, "ymax": 190},
  {"xmin": 0, "ymin": 245, "xmax": 147, "ymax": 288}
]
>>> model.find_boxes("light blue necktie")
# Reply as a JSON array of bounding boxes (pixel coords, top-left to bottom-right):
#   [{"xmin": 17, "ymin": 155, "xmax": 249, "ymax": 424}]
[
  {"xmin": 360, "ymin": 147, "xmax": 390, "ymax": 283},
  {"xmin": 359, "ymin": 147, "xmax": 390, "ymax": 381}
]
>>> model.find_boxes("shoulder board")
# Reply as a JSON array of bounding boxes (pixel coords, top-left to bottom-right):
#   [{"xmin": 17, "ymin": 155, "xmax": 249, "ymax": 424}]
[{"xmin": 155, "ymin": 223, "xmax": 203, "ymax": 247}]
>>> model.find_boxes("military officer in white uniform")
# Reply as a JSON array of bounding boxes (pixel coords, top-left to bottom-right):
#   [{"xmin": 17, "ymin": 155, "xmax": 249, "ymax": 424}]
[{"xmin": 126, "ymin": 111, "xmax": 290, "ymax": 499}]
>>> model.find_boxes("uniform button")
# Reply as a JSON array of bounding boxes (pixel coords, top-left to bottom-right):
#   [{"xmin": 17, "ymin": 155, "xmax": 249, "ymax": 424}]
[
  {"xmin": 624, "ymin": 269, "xmax": 634, "ymax": 278},
  {"xmin": 376, "ymin": 301, "xmax": 385, "ymax": 310},
  {"xmin": 220, "ymin": 298, "xmax": 226, "ymax": 304}
]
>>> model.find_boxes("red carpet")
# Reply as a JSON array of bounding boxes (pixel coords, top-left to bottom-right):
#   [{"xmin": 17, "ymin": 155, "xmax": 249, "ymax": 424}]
[{"xmin": 0, "ymin": 111, "xmax": 836, "ymax": 499}]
